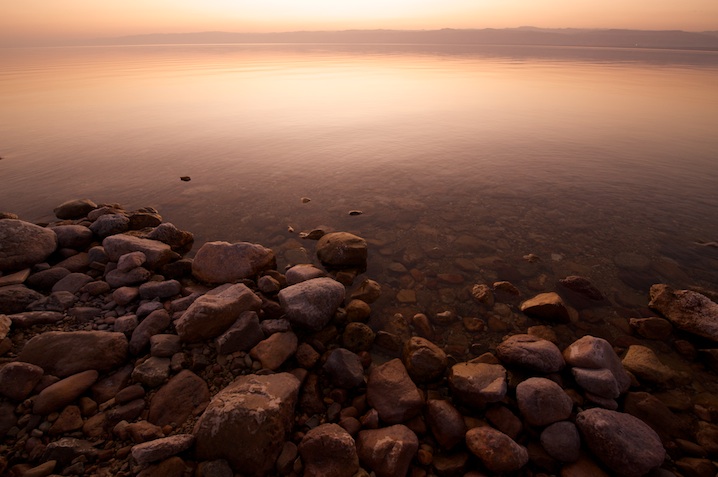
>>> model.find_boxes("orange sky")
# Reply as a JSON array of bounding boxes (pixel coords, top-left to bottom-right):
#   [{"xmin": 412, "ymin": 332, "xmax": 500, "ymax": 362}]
[{"xmin": 2, "ymin": 0, "xmax": 717, "ymax": 45}]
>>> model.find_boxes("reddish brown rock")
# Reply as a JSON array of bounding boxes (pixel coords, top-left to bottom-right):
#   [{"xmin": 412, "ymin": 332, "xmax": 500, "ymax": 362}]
[
  {"xmin": 366, "ymin": 359, "xmax": 423, "ymax": 424},
  {"xmin": 192, "ymin": 241, "xmax": 276, "ymax": 284},
  {"xmin": 129, "ymin": 309, "xmax": 171, "ymax": 355},
  {"xmin": 316, "ymin": 232, "xmax": 367, "ymax": 267},
  {"xmin": 516, "ymin": 377, "xmax": 573, "ymax": 427},
  {"xmin": 249, "ymin": 331, "xmax": 298, "ymax": 371},
  {"xmin": 131, "ymin": 434, "xmax": 195, "ymax": 466},
  {"xmin": 520, "ymin": 292, "xmax": 576, "ymax": 323},
  {"xmin": 448, "ymin": 362, "xmax": 507, "ymax": 408},
  {"xmin": 148, "ymin": 370, "xmax": 209, "ymax": 428},
  {"xmin": 0, "ymin": 220, "xmax": 58, "ymax": 272},
  {"xmin": 402, "ymin": 336, "xmax": 448, "ymax": 383},
  {"xmin": 465, "ymin": 426, "xmax": 528, "ymax": 473},
  {"xmin": 563, "ymin": 335, "xmax": 631, "ymax": 399},
  {"xmin": 649, "ymin": 284, "xmax": 718, "ymax": 342},
  {"xmin": 18, "ymin": 331, "xmax": 128, "ymax": 378},
  {"xmin": 33, "ymin": 370, "xmax": 99, "ymax": 415},
  {"xmin": 298, "ymin": 423, "xmax": 359, "ymax": 477},
  {"xmin": 0, "ymin": 362, "xmax": 44, "ymax": 401},
  {"xmin": 356, "ymin": 425, "xmax": 418, "ymax": 477},
  {"xmin": 48, "ymin": 405, "xmax": 84, "ymax": 435},
  {"xmin": 496, "ymin": 334, "xmax": 565, "ymax": 373},
  {"xmin": 426, "ymin": 399, "xmax": 466, "ymax": 450}
]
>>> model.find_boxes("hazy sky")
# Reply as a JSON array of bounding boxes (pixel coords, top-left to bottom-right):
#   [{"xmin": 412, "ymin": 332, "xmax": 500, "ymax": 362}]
[{"xmin": 2, "ymin": 0, "xmax": 716, "ymax": 45}]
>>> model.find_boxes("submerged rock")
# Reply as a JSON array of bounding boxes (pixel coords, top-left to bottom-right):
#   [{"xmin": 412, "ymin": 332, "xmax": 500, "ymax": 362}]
[
  {"xmin": 649, "ymin": 284, "xmax": 718, "ymax": 342},
  {"xmin": 316, "ymin": 232, "xmax": 367, "ymax": 267},
  {"xmin": 520, "ymin": 292, "xmax": 576, "ymax": 323}
]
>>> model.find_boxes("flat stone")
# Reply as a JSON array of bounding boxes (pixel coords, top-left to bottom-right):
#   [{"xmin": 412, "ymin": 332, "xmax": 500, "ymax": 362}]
[
  {"xmin": 51, "ymin": 272, "xmax": 94, "ymax": 294},
  {"xmin": 192, "ymin": 241, "xmax": 276, "ymax": 284},
  {"xmin": 26, "ymin": 267, "xmax": 71, "ymax": 291},
  {"xmin": 0, "ymin": 220, "xmax": 57, "ymax": 272},
  {"xmin": 0, "ymin": 268, "xmax": 31, "ymax": 287},
  {"xmin": 131, "ymin": 434, "xmax": 195, "ymax": 466},
  {"xmin": 356, "ymin": 425, "xmax": 418, "ymax": 477},
  {"xmin": 495, "ymin": 334, "xmax": 565, "ymax": 373},
  {"xmin": 278, "ymin": 277, "xmax": 345, "ymax": 331},
  {"xmin": 465, "ymin": 426, "xmax": 528, "ymax": 473},
  {"xmin": 285, "ymin": 264, "xmax": 325, "ymax": 285},
  {"xmin": 33, "ymin": 370, "xmax": 99, "ymax": 415},
  {"xmin": 366, "ymin": 359, "xmax": 423, "ymax": 424},
  {"xmin": 176, "ymin": 284, "xmax": 262, "ymax": 342},
  {"xmin": 132, "ymin": 357, "xmax": 170, "ymax": 388}
]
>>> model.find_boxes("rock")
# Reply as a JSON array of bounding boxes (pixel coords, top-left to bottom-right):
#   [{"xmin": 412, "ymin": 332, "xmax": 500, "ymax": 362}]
[
  {"xmin": 485, "ymin": 404, "xmax": 523, "ymax": 440},
  {"xmin": 465, "ymin": 426, "xmax": 528, "ymax": 473},
  {"xmin": 116, "ymin": 384, "xmax": 145, "ymax": 404},
  {"xmin": 26, "ymin": 267, "xmax": 71, "ymax": 291},
  {"xmin": 89, "ymin": 213, "xmax": 130, "ymax": 238},
  {"xmin": 129, "ymin": 309, "xmax": 171, "ymax": 355},
  {"xmin": 299, "ymin": 423, "xmax": 359, "ymax": 477},
  {"xmin": 0, "ymin": 268, "xmax": 31, "ymax": 287},
  {"xmin": 113, "ymin": 286, "xmax": 139, "ymax": 306},
  {"xmin": 193, "ymin": 373, "xmax": 300, "ymax": 475},
  {"xmin": 149, "ymin": 370, "xmax": 210, "ymax": 428},
  {"xmin": 176, "ymin": 283, "xmax": 262, "ymax": 342},
  {"xmin": 540, "ymin": 421, "xmax": 580, "ymax": 462},
  {"xmin": 53, "ymin": 199, "xmax": 97, "ymax": 219},
  {"xmin": 345, "ymin": 299, "xmax": 371, "ymax": 322},
  {"xmin": 103, "ymin": 234, "xmax": 175, "ymax": 269},
  {"xmin": 342, "ymin": 322, "xmax": 375, "ymax": 352},
  {"xmin": 115, "ymin": 314, "xmax": 139, "ymax": 334},
  {"xmin": 629, "ymin": 317, "xmax": 673, "ymax": 340},
  {"xmin": 575, "ymin": 408, "xmax": 665, "ymax": 477},
  {"xmin": 366, "ymin": 359, "xmax": 423, "ymax": 424},
  {"xmin": 356, "ymin": 425, "xmax": 418, "ymax": 477},
  {"xmin": 33, "ymin": 370, "xmax": 99, "ymax": 415},
  {"xmin": 196, "ymin": 460, "xmax": 233, "ymax": 477},
  {"xmin": 117, "ymin": 251, "xmax": 146, "ymax": 272},
  {"xmin": 649, "ymin": 284, "xmax": 718, "ymax": 342},
  {"xmin": 215, "ymin": 311, "xmax": 265, "ymax": 354},
  {"xmin": 51, "ymin": 225, "xmax": 94, "ymax": 250},
  {"xmin": 42, "ymin": 437, "xmax": 98, "ymax": 468},
  {"xmin": 192, "ymin": 241, "xmax": 275, "ymax": 283},
  {"xmin": 278, "ymin": 277, "xmax": 345, "ymax": 331},
  {"xmin": 150, "ymin": 334, "xmax": 181, "ymax": 358},
  {"xmin": 520, "ymin": 292, "xmax": 576, "ymax": 323},
  {"xmin": 323, "ymin": 348, "xmax": 365, "ymax": 389},
  {"xmin": 624, "ymin": 392, "xmax": 685, "ymax": 440},
  {"xmin": 54, "ymin": 252, "xmax": 91, "ymax": 273},
  {"xmin": 249, "ymin": 331, "xmax": 298, "ymax": 370},
  {"xmin": 91, "ymin": 364, "xmax": 133, "ymax": 404},
  {"xmin": 19, "ymin": 331, "xmax": 128, "ymax": 377},
  {"xmin": 132, "ymin": 357, "xmax": 170, "ymax": 387},
  {"xmin": 316, "ymin": 232, "xmax": 367, "ymax": 267},
  {"xmin": 49, "ymin": 405, "xmax": 84, "ymax": 434},
  {"xmin": 471, "ymin": 284, "xmax": 495, "ymax": 307},
  {"xmin": 350, "ymin": 279, "xmax": 381, "ymax": 303},
  {"xmin": 128, "ymin": 210, "xmax": 162, "ymax": 229},
  {"xmin": 563, "ymin": 335, "xmax": 631, "ymax": 398},
  {"xmin": 0, "ymin": 285, "xmax": 43, "ymax": 314},
  {"xmin": 147, "ymin": 223, "xmax": 194, "ymax": 255},
  {"xmin": 448, "ymin": 362, "xmax": 507, "ymax": 408},
  {"xmin": 621, "ymin": 345, "xmax": 680, "ymax": 385},
  {"xmin": 402, "ymin": 336, "xmax": 448, "ymax": 383},
  {"xmin": 0, "ymin": 362, "xmax": 44, "ymax": 401},
  {"xmin": 131, "ymin": 434, "xmax": 194, "ymax": 466},
  {"xmin": 51, "ymin": 272, "xmax": 94, "ymax": 294},
  {"xmin": 285, "ymin": 264, "xmax": 325, "ymax": 285},
  {"xmin": 495, "ymin": 334, "xmax": 565, "ymax": 373},
  {"xmin": 105, "ymin": 266, "xmax": 152, "ymax": 288},
  {"xmin": 139, "ymin": 280, "xmax": 181, "ymax": 300},
  {"xmin": 125, "ymin": 421, "xmax": 164, "ymax": 443},
  {"xmin": 0, "ymin": 314, "xmax": 9, "ymax": 340},
  {"xmin": 426, "ymin": 399, "xmax": 467, "ymax": 450},
  {"xmin": 516, "ymin": 377, "xmax": 573, "ymax": 426},
  {"xmin": 8, "ymin": 311, "xmax": 64, "ymax": 328}
]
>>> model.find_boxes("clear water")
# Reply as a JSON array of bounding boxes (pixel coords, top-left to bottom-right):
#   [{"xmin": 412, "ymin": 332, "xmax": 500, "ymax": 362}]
[{"xmin": 1, "ymin": 43, "xmax": 718, "ymax": 352}]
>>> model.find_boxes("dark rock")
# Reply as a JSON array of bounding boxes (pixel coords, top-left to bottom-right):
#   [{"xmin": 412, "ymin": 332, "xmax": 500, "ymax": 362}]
[
  {"xmin": 9, "ymin": 311, "xmax": 64, "ymax": 328},
  {"xmin": 147, "ymin": 223, "xmax": 194, "ymax": 255},
  {"xmin": 0, "ymin": 285, "xmax": 43, "ymax": 313},
  {"xmin": 278, "ymin": 277, "xmax": 345, "ymax": 331},
  {"xmin": 299, "ymin": 423, "xmax": 359, "ymax": 477},
  {"xmin": 53, "ymin": 199, "xmax": 97, "ymax": 219},
  {"xmin": 516, "ymin": 377, "xmax": 573, "ymax": 426},
  {"xmin": 105, "ymin": 267, "xmax": 152, "ymax": 288},
  {"xmin": 91, "ymin": 364, "xmax": 133, "ymax": 404},
  {"xmin": 51, "ymin": 224, "xmax": 94, "ymax": 250},
  {"xmin": 495, "ymin": 334, "xmax": 565, "ymax": 373},
  {"xmin": 42, "ymin": 437, "xmax": 97, "ymax": 468},
  {"xmin": 150, "ymin": 334, "xmax": 181, "ymax": 358},
  {"xmin": 51, "ymin": 272, "xmax": 94, "ymax": 294},
  {"xmin": 465, "ymin": 426, "xmax": 528, "ymax": 473},
  {"xmin": 192, "ymin": 241, "xmax": 276, "ymax": 283},
  {"xmin": 342, "ymin": 322, "xmax": 375, "ymax": 352},
  {"xmin": 139, "ymin": 280, "xmax": 181, "ymax": 300},
  {"xmin": 621, "ymin": 345, "xmax": 680, "ymax": 385},
  {"xmin": 323, "ymin": 348, "xmax": 365, "ymax": 389},
  {"xmin": 26, "ymin": 267, "xmax": 71, "ymax": 291},
  {"xmin": 316, "ymin": 232, "xmax": 367, "ymax": 268},
  {"xmin": 132, "ymin": 357, "xmax": 171, "ymax": 387},
  {"xmin": 33, "ymin": 370, "xmax": 99, "ymax": 415},
  {"xmin": 629, "ymin": 317, "xmax": 673, "ymax": 340},
  {"xmin": 149, "ymin": 370, "xmax": 210, "ymax": 428},
  {"xmin": 215, "ymin": 311, "xmax": 265, "ymax": 354},
  {"xmin": 559, "ymin": 275, "xmax": 605, "ymax": 301},
  {"xmin": 356, "ymin": 425, "xmax": 418, "ymax": 477},
  {"xmin": 426, "ymin": 399, "xmax": 467, "ymax": 450},
  {"xmin": 0, "ymin": 362, "xmax": 44, "ymax": 401},
  {"xmin": 128, "ymin": 210, "xmax": 162, "ymax": 230},
  {"xmin": 485, "ymin": 404, "xmax": 523, "ymax": 440},
  {"xmin": 249, "ymin": 331, "xmax": 298, "ymax": 370},
  {"xmin": 0, "ymin": 220, "xmax": 57, "ymax": 272},
  {"xmin": 540, "ymin": 421, "xmax": 580, "ymax": 462},
  {"xmin": 130, "ymin": 309, "xmax": 171, "ymax": 355},
  {"xmin": 54, "ymin": 252, "xmax": 91, "ymax": 273},
  {"xmin": 366, "ymin": 359, "xmax": 423, "ymax": 424},
  {"xmin": 402, "ymin": 336, "xmax": 448, "ymax": 383},
  {"xmin": 89, "ymin": 213, "xmax": 130, "ymax": 238}
]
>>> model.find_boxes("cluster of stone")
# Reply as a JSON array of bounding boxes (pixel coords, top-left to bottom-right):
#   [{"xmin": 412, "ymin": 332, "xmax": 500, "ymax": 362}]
[{"xmin": 1, "ymin": 199, "xmax": 717, "ymax": 477}]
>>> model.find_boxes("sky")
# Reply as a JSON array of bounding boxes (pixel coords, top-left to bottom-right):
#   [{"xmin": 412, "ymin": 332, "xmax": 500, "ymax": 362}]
[{"xmin": 2, "ymin": 0, "xmax": 717, "ymax": 45}]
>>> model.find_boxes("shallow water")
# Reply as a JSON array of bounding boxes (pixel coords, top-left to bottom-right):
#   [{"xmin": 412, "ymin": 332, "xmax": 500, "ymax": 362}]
[{"xmin": 1, "ymin": 44, "xmax": 718, "ymax": 348}]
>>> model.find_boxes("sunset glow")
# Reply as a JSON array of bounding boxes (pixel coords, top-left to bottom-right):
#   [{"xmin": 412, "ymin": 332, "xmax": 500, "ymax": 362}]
[{"xmin": 2, "ymin": 0, "xmax": 717, "ymax": 46}]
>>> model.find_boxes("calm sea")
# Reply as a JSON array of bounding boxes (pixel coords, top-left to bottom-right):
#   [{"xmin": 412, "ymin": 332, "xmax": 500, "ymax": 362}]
[{"xmin": 1, "ymin": 44, "xmax": 717, "ymax": 346}]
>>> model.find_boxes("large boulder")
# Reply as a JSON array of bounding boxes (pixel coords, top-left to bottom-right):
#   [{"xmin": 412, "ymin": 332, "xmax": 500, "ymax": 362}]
[
  {"xmin": 366, "ymin": 359, "xmax": 423, "ymax": 424},
  {"xmin": 192, "ymin": 241, "xmax": 275, "ymax": 284},
  {"xmin": 316, "ymin": 232, "xmax": 367, "ymax": 267},
  {"xmin": 0, "ymin": 220, "xmax": 57, "ymax": 272},
  {"xmin": 18, "ymin": 331, "xmax": 128, "ymax": 377},
  {"xmin": 102, "ymin": 234, "xmax": 175, "ymax": 269},
  {"xmin": 649, "ymin": 284, "xmax": 718, "ymax": 342},
  {"xmin": 299, "ymin": 424, "xmax": 359, "ymax": 477},
  {"xmin": 175, "ymin": 284, "xmax": 262, "ymax": 342},
  {"xmin": 278, "ymin": 277, "xmax": 345, "ymax": 331},
  {"xmin": 193, "ymin": 373, "xmax": 300, "ymax": 475},
  {"xmin": 576, "ymin": 408, "xmax": 666, "ymax": 477},
  {"xmin": 356, "ymin": 425, "xmax": 418, "ymax": 477}
]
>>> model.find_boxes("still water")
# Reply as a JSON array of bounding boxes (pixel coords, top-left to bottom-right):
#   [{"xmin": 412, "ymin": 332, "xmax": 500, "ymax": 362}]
[{"xmin": 1, "ymin": 44, "xmax": 717, "ymax": 347}]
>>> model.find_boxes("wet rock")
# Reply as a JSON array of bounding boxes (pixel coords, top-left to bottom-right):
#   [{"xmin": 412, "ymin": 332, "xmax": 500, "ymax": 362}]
[
  {"xmin": 323, "ymin": 348, "xmax": 365, "ymax": 389},
  {"xmin": 540, "ymin": 421, "xmax": 580, "ymax": 463},
  {"xmin": 51, "ymin": 225, "xmax": 94, "ymax": 250},
  {"xmin": 426, "ymin": 399, "xmax": 466, "ymax": 450},
  {"xmin": 89, "ymin": 213, "xmax": 130, "ymax": 238},
  {"xmin": 465, "ymin": 426, "xmax": 528, "ymax": 473},
  {"xmin": 622, "ymin": 345, "xmax": 680, "ymax": 386},
  {"xmin": 563, "ymin": 335, "xmax": 631, "ymax": 398},
  {"xmin": 215, "ymin": 311, "xmax": 265, "ymax": 354},
  {"xmin": 299, "ymin": 423, "xmax": 359, "ymax": 477},
  {"xmin": 103, "ymin": 234, "xmax": 176, "ymax": 269},
  {"xmin": 149, "ymin": 370, "xmax": 210, "ymax": 428},
  {"xmin": 520, "ymin": 292, "xmax": 576, "ymax": 323},
  {"xmin": 0, "ymin": 362, "xmax": 44, "ymax": 401},
  {"xmin": 495, "ymin": 334, "xmax": 565, "ymax": 373},
  {"xmin": 0, "ymin": 285, "xmax": 44, "ymax": 313},
  {"xmin": 285, "ymin": 264, "xmax": 326, "ymax": 285},
  {"xmin": 356, "ymin": 425, "xmax": 418, "ymax": 477},
  {"xmin": 0, "ymin": 220, "xmax": 57, "ymax": 272},
  {"xmin": 130, "ymin": 309, "xmax": 171, "ymax": 355},
  {"xmin": 147, "ymin": 222, "xmax": 194, "ymax": 255},
  {"xmin": 558, "ymin": 275, "xmax": 605, "ymax": 302},
  {"xmin": 131, "ymin": 434, "xmax": 194, "ymax": 466},
  {"xmin": 350, "ymin": 278, "xmax": 382, "ymax": 303},
  {"xmin": 516, "ymin": 377, "xmax": 573, "ymax": 426},
  {"xmin": 250, "ymin": 331, "xmax": 298, "ymax": 370},
  {"xmin": 576, "ymin": 408, "xmax": 665, "ymax": 477},
  {"xmin": 342, "ymin": 322, "xmax": 375, "ymax": 352},
  {"xmin": 192, "ymin": 241, "xmax": 276, "ymax": 284},
  {"xmin": 471, "ymin": 284, "xmax": 495, "ymax": 307},
  {"xmin": 139, "ymin": 280, "xmax": 181, "ymax": 300},
  {"xmin": 629, "ymin": 316, "xmax": 673, "ymax": 340},
  {"xmin": 176, "ymin": 283, "xmax": 262, "ymax": 342},
  {"xmin": 132, "ymin": 357, "xmax": 171, "ymax": 387},
  {"xmin": 649, "ymin": 284, "xmax": 718, "ymax": 342},
  {"xmin": 316, "ymin": 232, "xmax": 367, "ymax": 267},
  {"xmin": 19, "ymin": 331, "xmax": 128, "ymax": 377},
  {"xmin": 33, "ymin": 370, "xmax": 99, "ymax": 415},
  {"xmin": 54, "ymin": 199, "xmax": 97, "ymax": 220},
  {"xmin": 402, "ymin": 336, "xmax": 448, "ymax": 383},
  {"xmin": 345, "ymin": 299, "xmax": 371, "ymax": 322},
  {"xmin": 193, "ymin": 373, "xmax": 300, "ymax": 475},
  {"xmin": 448, "ymin": 362, "xmax": 507, "ymax": 408},
  {"xmin": 278, "ymin": 277, "xmax": 345, "ymax": 331},
  {"xmin": 366, "ymin": 359, "xmax": 423, "ymax": 424}
]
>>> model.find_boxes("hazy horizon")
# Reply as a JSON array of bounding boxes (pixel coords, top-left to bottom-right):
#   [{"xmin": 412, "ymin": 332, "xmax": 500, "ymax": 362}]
[{"xmin": 3, "ymin": 0, "xmax": 717, "ymax": 47}]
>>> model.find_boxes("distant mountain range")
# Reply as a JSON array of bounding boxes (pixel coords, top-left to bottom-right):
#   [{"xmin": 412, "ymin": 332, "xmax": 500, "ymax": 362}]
[{"xmin": 88, "ymin": 28, "xmax": 718, "ymax": 50}]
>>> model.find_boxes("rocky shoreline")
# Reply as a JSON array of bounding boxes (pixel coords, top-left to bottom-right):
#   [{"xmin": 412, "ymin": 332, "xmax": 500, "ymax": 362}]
[{"xmin": 1, "ymin": 199, "xmax": 717, "ymax": 477}]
